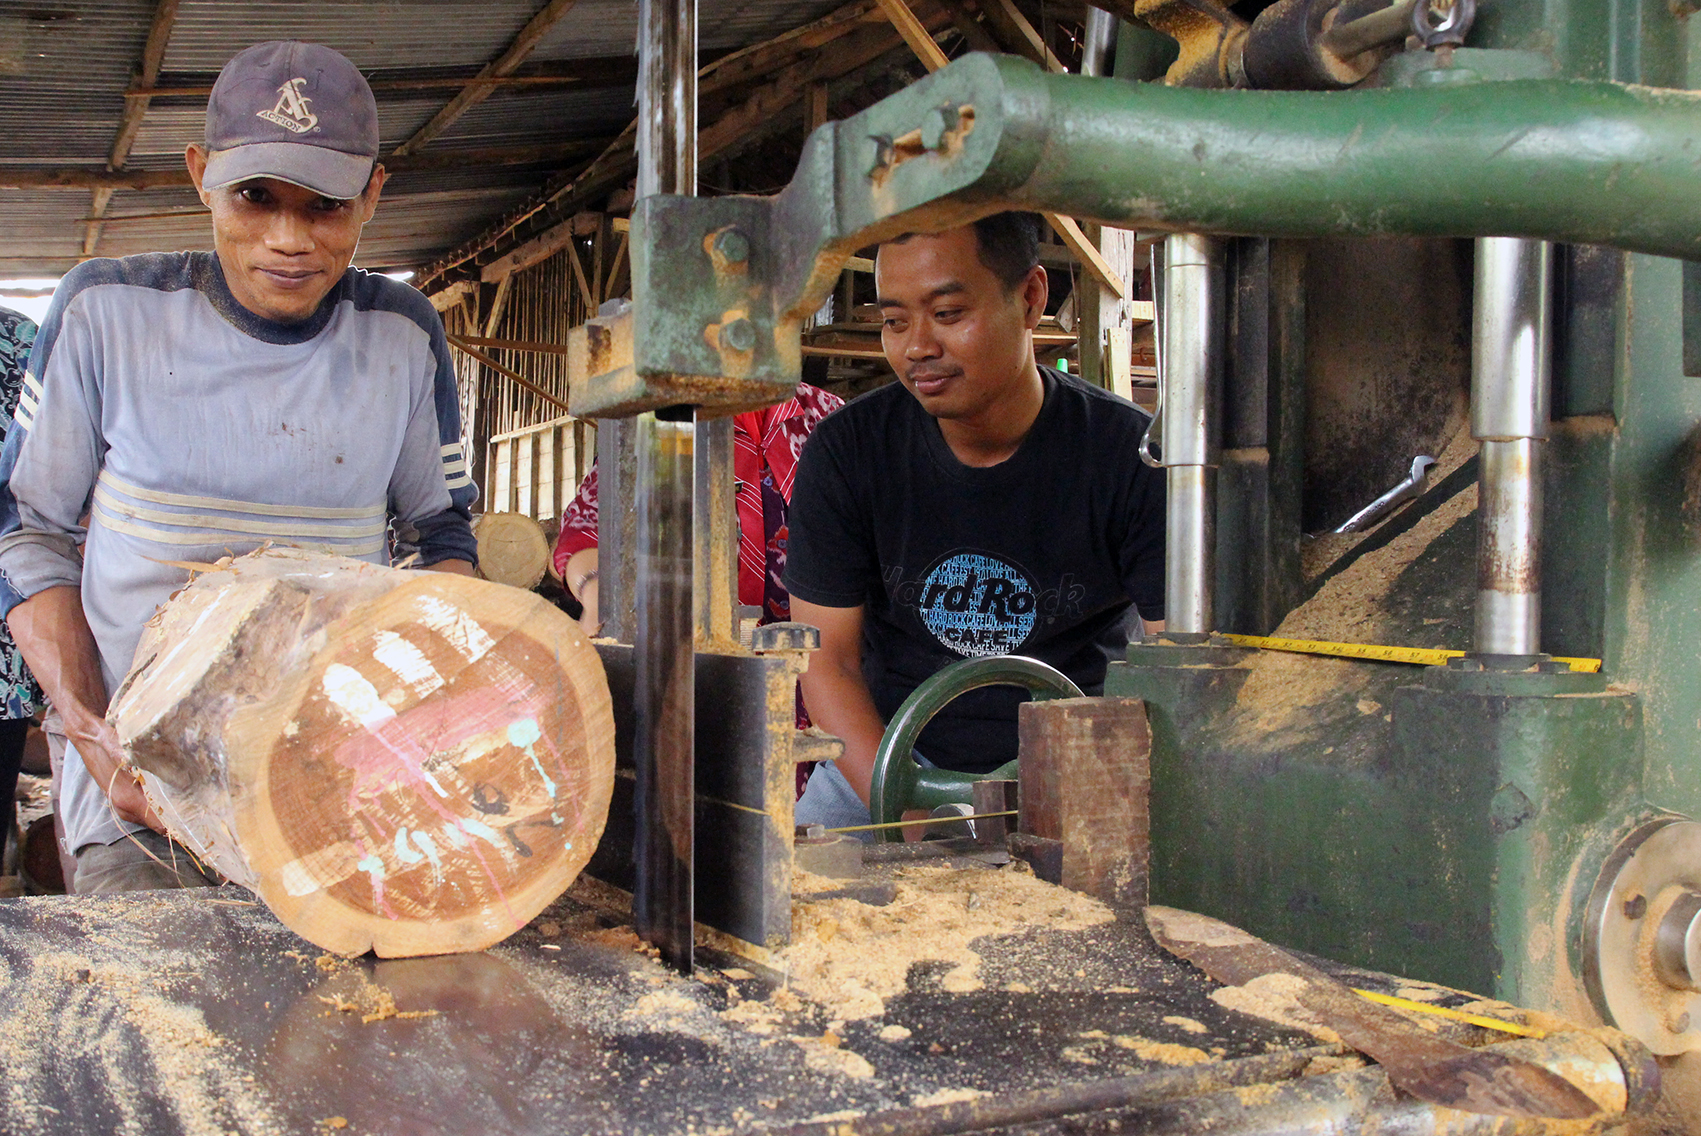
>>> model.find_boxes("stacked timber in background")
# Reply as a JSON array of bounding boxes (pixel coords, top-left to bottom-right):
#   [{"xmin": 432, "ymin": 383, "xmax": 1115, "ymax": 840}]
[{"xmin": 108, "ymin": 549, "xmax": 614, "ymax": 958}]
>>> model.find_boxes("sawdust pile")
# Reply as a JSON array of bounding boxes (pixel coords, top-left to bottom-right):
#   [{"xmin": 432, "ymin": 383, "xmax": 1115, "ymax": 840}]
[
  {"xmin": 785, "ymin": 864, "xmax": 1114, "ymax": 1021},
  {"xmin": 0, "ymin": 943, "xmax": 285, "ymax": 1135},
  {"xmin": 1209, "ymin": 973, "xmax": 1343, "ymax": 1045},
  {"xmin": 1216, "ymin": 475, "xmax": 1479, "ymax": 755},
  {"xmin": 1300, "ymin": 428, "xmax": 1478, "ymax": 582},
  {"xmin": 1280, "ymin": 479, "xmax": 1478, "ymax": 649},
  {"xmin": 317, "ymin": 977, "xmax": 439, "ymax": 1024}
]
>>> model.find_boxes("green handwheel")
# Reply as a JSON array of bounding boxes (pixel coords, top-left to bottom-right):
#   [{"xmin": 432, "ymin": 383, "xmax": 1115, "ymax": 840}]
[{"xmin": 866, "ymin": 656, "xmax": 1084, "ymax": 842}]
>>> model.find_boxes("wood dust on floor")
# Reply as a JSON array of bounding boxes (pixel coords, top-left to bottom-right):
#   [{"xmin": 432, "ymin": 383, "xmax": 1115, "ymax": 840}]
[{"xmin": 781, "ymin": 861, "xmax": 1115, "ymax": 1022}]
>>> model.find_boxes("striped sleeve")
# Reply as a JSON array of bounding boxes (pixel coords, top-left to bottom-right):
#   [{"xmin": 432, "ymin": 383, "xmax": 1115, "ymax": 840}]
[{"xmin": 370, "ymin": 277, "xmax": 479, "ymax": 569}]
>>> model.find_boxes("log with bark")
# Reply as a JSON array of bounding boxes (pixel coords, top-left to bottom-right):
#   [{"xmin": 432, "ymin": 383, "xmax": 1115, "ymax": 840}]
[{"xmin": 108, "ymin": 548, "xmax": 615, "ymax": 957}]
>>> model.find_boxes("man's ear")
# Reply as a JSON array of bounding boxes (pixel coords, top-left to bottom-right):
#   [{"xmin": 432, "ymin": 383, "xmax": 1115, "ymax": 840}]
[
  {"xmin": 185, "ymin": 144, "xmax": 214, "ymax": 207},
  {"xmin": 1021, "ymin": 264, "xmax": 1049, "ymax": 329},
  {"xmin": 357, "ymin": 164, "xmax": 387, "ymax": 224}
]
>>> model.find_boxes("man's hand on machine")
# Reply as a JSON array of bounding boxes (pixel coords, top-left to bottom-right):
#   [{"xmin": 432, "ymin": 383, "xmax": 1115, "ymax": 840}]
[{"xmin": 791, "ymin": 597, "xmax": 888, "ymax": 807}]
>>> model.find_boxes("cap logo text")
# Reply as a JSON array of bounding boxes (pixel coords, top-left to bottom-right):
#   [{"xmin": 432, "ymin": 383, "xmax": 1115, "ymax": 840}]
[{"xmin": 257, "ymin": 78, "xmax": 319, "ymax": 134}]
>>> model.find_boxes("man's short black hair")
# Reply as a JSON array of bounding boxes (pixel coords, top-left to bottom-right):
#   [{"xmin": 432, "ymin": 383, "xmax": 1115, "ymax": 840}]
[
  {"xmin": 885, "ymin": 211, "xmax": 1045, "ymax": 292},
  {"xmin": 968, "ymin": 211, "xmax": 1045, "ymax": 291}
]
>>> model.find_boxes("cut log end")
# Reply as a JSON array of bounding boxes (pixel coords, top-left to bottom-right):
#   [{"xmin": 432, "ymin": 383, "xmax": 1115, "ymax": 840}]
[{"xmin": 113, "ymin": 549, "xmax": 615, "ymax": 958}]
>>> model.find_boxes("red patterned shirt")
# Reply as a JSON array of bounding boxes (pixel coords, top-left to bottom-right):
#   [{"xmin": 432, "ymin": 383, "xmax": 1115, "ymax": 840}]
[{"xmin": 553, "ymin": 382, "xmax": 844, "ymax": 621}]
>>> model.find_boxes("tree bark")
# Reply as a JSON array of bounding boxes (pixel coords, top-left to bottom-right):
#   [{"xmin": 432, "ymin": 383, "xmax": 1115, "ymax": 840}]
[{"xmin": 109, "ymin": 548, "xmax": 615, "ymax": 957}]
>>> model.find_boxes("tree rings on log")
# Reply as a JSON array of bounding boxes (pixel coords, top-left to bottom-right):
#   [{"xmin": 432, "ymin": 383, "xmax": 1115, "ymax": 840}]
[
  {"xmin": 475, "ymin": 512, "xmax": 551, "ymax": 590},
  {"xmin": 109, "ymin": 549, "xmax": 615, "ymax": 958}
]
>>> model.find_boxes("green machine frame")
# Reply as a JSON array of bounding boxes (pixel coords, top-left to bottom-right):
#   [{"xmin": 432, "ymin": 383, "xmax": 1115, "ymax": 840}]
[{"xmin": 578, "ymin": 4, "xmax": 1701, "ymax": 1059}]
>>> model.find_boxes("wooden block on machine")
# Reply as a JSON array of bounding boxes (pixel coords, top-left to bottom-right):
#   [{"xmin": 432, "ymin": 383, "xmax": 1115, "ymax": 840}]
[
  {"xmin": 108, "ymin": 548, "xmax": 616, "ymax": 958},
  {"xmin": 1016, "ymin": 697, "xmax": 1151, "ymax": 912}
]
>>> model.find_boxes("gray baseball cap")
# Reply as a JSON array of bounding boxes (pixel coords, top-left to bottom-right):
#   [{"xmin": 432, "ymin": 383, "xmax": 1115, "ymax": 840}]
[{"xmin": 201, "ymin": 41, "xmax": 379, "ymax": 200}]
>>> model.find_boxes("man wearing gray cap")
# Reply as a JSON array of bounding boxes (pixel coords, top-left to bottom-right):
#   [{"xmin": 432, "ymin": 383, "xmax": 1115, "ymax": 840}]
[{"xmin": 0, "ymin": 41, "xmax": 479, "ymax": 892}]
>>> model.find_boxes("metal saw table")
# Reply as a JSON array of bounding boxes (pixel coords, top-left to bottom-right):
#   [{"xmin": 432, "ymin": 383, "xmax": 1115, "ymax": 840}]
[{"xmin": 0, "ymin": 864, "xmax": 1650, "ymax": 1136}]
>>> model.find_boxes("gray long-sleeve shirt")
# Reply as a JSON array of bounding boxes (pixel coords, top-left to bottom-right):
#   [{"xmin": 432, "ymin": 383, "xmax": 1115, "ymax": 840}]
[{"xmin": 0, "ymin": 252, "xmax": 479, "ymax": 852}]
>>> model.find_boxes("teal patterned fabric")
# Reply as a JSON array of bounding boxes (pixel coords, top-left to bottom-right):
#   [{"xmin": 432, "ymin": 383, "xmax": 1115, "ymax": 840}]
[{"xmin": 0, "ymin": 307, "xmax": 43, "ymax": 720}]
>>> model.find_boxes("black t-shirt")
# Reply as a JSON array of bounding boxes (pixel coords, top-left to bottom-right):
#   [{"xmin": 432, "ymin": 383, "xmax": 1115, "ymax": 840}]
[{"xmin": 784, "ymin": 368, "xmax": 1165, "ymax": 774}]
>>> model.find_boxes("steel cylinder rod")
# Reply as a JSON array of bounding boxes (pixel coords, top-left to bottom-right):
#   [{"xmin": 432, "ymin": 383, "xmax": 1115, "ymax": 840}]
[
  {"xmin": 1471, "ymin": 237, "xmax": 1550, "ymax": 657},
  {"xmin": 1159, "ymin": 234, "xmax": 1224, "ymax": 635},
  {"xmin": 1003, "ymin": 71, "xmax": 1701, "ymax": 261},
  {"xmin": 633, "ymin": 0, "xmax": 698, "ymax": 973},
  {"xmin": 1081, "ymin": 7, "xmax": 1119, "ymax": 78}
]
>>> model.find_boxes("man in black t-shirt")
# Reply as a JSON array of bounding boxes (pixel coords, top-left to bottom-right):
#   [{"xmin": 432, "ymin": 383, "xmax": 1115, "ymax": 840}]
[{"xmin": 783, "ymin": 211, "xmax": 1166, "ymax": 835}]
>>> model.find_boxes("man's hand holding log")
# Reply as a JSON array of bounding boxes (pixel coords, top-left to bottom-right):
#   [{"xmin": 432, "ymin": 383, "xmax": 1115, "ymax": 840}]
[{"xmin": 5, "ymin": 585, "xmax": 163, "ymax": 832}]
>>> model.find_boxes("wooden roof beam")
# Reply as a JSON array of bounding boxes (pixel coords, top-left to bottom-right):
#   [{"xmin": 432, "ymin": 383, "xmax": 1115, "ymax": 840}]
[
  {"xmin": 3, "ymin": 140, "xmax": 614, "ymax": 192},
  {"xmin": 879, "ymin": 0, "xmax": 1126, "ymax": 299},
  {"xmin": 390, "ymin": 0, "xmax": 584, "ymax": 159},
  {"xmin": 420, "ymin": 0, "xmax": 912, "ymax": 286},
  {"xmin": 87, "ymin": 0, "xmax": 182, "ymax": 258},
  {"xmin": 128, "ymin": 58, "xmax": 639, "ymax": 100},
  {"xmin": 472, "ymin": 12, "xmax": 947, "ymax": 285}
]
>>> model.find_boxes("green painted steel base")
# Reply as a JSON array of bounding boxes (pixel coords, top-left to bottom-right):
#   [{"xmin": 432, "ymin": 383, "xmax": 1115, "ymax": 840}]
[{"xmin": 1106, "ymin": 647, "xmax": 1646, "ymax": 1009}]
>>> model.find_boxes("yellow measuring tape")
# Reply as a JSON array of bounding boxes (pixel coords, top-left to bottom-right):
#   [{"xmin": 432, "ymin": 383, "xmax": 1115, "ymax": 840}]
[
  {"xmin": 1220, "ymin": 634, "xmax": 1601, "ymax": 674},
  {"xmin": 1350, "ymin": 988, "xmax": 1546, "ymax": 1038}
]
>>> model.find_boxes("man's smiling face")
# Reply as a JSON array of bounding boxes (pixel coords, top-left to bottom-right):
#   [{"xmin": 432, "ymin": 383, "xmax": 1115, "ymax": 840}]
[
  {"xmin": 875, "ymin": 225, "xmax": 1046, "ymax": 425},
  {"xmin": 188, "ymin": 144, "xmax": 384, "ymax": 324}
]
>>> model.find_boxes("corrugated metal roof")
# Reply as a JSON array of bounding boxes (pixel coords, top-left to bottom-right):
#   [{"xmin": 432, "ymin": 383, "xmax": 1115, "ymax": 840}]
[
  {"xmin": 0, "ymin": 1, "xmax": 153, "ymax": 164},
  {"xmin": 162, "ymin": 0, "xmax": 542, "ymax": 73},
  {"xmin": 431, "ymin": 86, "xmax": 635, "ymax": 148},
  {"xmin": 0, "ymin": 0, "xmax": 876, "ymax": 276}
]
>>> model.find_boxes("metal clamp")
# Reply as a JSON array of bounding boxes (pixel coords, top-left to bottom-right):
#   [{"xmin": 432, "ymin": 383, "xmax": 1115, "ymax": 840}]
[
  {"xmin": 751, "ymin": 621, "xmax": 821, "ymax": 653},
  {"xmin": 1412, "ymin": 0, "xmax": 1476, "ymax": 48}
]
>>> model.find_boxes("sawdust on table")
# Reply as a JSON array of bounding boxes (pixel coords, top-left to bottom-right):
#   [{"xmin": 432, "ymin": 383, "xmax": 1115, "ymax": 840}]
[
  {"xmin": 911, "ymin": 1087, "xmax": 988, "ymax": 1107},
  {"xmin": 782, "ymin": 863, "xmax": 1115, "ymax": 1021},
  {"xmin": 0, "ymin": 941, "xmax": 287, "ymax": 1136},
  {"xmin": 1163, "ymin": 1014, "xmax": 1208, "ymax": 1034},
  {"xmin": 317, "ymin": 976, "xmax": 439, "ymax": 1024},
  {"xmin": 1209, "ymin": 973, "xmax": 1343, "ymax": 1045},
  {"xmin": 1074, "ymin": 1028, "xmax": 1212, "ymax": 1067},
  {"xmin": 792, "ymin": 1034, "xmax": 876, "ymax": 1079},
  {"xmin": 1110, "ymin": 1035, "xmax": 1211, "ymax": 1065}
]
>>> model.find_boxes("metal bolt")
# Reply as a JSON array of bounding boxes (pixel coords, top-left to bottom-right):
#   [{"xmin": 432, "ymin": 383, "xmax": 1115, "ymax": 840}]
[
  {"xmin": 719, "ymin": 318, "xmax": 758, "ymax": 353},
  {"xmin": 920, "ymin": 107, "xmax": 956, "ymax": 151},
  {"xmin": 1653, "ymin": 889, "xmax": 1701, "ymax": 990},
  {"xmin": 714, "ymin": 228, "xmax": 750, "ymax": 264},
  {"xmin": 752, "ymin": 620, "xmax": 821, "ymax": 652}
]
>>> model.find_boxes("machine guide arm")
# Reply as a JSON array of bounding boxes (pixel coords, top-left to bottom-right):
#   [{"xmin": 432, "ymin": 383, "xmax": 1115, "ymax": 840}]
[{"xmin": 569, "ymin": 51, "xmax": 1701, "ymax": 418}]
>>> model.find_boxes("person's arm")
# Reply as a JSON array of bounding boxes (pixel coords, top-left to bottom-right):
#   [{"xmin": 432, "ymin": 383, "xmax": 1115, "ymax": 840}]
[
  {"xmin": 387, "ymin": 286, "xmax": 480, "ymax": 572},
  {"xmin": 425, "ymin": 558, "xmax": 476, "ymax": 577},
  {"xmin": 791, "ymin": 597, "xmax": 887, "ymax": 806},
  {"xmin": 6, "ymin": 586, "xmax": 161, "ymax": 831},
  {"xmin": 564, "ymin": 548, "xmax": 600, "ymax": 635}
]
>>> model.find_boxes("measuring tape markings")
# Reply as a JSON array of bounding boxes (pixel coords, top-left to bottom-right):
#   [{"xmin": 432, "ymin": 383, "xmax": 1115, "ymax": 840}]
[{"xmin": 1220, "ymin": 634, "xmax": 1601, "ymax": 674}]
